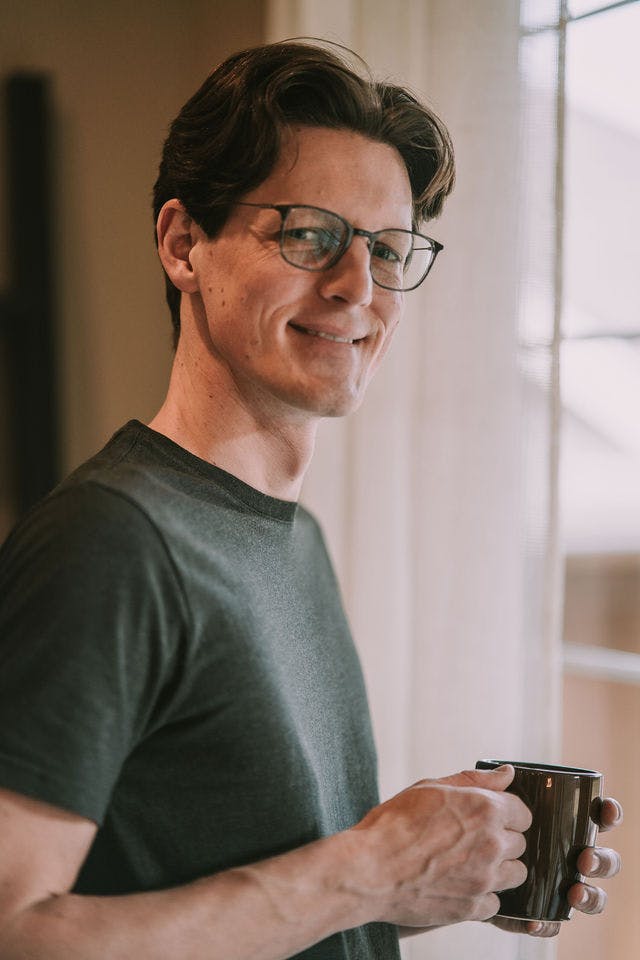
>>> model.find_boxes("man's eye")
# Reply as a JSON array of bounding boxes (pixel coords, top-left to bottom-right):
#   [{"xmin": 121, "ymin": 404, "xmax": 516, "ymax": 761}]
[
  {"xmin": 285, "ymin": 227, "xmax": 341, "ymax": 250},
  {"xmin": 371, "ymin": 240, "xmax": 403, "ymax": 264}
]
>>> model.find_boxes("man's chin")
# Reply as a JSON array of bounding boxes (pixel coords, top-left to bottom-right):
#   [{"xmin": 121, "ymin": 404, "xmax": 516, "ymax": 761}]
[
  {"xmin": 304, "ymin": 391, "xmax": 365, "ymax": 420},
  {"xmin": 263, "ymin": 383, "xmax": 363, "ymax": 421}
]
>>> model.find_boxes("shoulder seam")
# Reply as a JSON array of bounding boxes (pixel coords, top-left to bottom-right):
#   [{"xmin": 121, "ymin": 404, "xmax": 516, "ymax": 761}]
[{"xmin": 102, "ymin": 431, "xmax": 140, "ymax": 470}]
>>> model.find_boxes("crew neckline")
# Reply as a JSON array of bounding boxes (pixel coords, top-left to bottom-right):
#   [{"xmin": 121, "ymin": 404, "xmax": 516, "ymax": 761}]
[{"xmin": 116, "ymin": 421, "xmax": 299, "ymax": 523}]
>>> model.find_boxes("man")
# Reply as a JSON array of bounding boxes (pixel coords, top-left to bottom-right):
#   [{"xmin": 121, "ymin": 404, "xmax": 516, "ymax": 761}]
[{"xmin": 0, "ymin": 40, "xmax": 621, "ymax": 959}]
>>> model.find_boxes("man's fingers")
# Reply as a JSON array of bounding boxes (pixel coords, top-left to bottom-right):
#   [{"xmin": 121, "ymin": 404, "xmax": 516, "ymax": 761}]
[
  {"xmin": 423, "ymin": 766, "xmax": 532, "ymax": 832},
  {"xmin": 476, "ymin": 892, "xmax": 502, "ymax": 922},
  {"xmin": 568, "ymin": 881, "xmax": 608, "ymax": 915},
  {"xmin": 495, "ymin": 857, "xmax": 528, "ymax": 892},
  {"xmin": 595, "ymin": 797, "xmax": 623, "ymax": 832},
  {"xmin": 503, "ymin": 828, "xmax": 527, "ymax": 862},
  {"xmin": 504, "ymin": 795, "xmax": 533, "ymax": 834},
  {"xmin": 577, "ymin": 846, "xmax": 622, "ymax": 879},
  {"xmin": 450, "ymin": 768, "xmax": 532, "ymax": 833},
  {"xmin": 490, "ymin": 917, "xmax": 561, "ymax": 938},
  {"xmin": 490, "ymin": 916, "xmax": 527, "ymax": 934},
  {"xmin": 526, "ymin": 920, "xmax": 562, "ymax": 938},
  {"xmin": 437, "ymin": 765, "xmax": 515, "ymax": 791}
]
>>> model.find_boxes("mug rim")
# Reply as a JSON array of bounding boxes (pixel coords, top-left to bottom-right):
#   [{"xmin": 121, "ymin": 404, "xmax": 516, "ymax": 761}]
[{"xmin": 477, "ymin": 759, "xmax": 602, "ymax": 778}]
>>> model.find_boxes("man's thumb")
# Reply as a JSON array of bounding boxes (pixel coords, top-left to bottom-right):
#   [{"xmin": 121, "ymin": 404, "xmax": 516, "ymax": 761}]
[{"xmin": 437, "ymin": 764, "xmax": 516, "ymax": 791}]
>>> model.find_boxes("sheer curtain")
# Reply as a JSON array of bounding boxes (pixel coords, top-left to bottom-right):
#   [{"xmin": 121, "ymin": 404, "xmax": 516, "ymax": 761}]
[{"xmin": 266, "ymin": 2, "xmax": 561, "ymax": 957}]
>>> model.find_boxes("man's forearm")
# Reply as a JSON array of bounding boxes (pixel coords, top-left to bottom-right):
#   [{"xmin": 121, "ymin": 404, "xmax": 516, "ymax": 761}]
[
  {"xmin": 0, "ymin": 832, "xmax": 375, "ymax": 960},
  {"xmin": 0, "ymin": 768, "xmax": 536, "ymax": 958}
]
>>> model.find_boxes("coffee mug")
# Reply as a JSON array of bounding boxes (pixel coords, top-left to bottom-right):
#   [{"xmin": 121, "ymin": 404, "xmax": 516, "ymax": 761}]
[{"xmin": 476, "ymin": 760, "xmax": 603, "ymax": 922}]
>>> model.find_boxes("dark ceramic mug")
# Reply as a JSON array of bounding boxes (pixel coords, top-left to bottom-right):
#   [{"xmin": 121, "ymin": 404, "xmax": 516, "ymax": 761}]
[{"xmin": 476, "ymin": 760, "xmax": 603, "ymax": 922}]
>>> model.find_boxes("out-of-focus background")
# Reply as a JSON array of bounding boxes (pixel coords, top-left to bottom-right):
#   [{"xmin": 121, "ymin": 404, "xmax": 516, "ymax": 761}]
[{"xmin": 1, "ymin": 2, "xmax": 638, "ymax": 958}]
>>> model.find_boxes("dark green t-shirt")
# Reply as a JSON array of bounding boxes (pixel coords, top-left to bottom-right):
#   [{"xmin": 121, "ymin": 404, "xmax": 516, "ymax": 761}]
[{"xmin": 0, "ymin": 421, "xmax": 400, "ymax": 960}]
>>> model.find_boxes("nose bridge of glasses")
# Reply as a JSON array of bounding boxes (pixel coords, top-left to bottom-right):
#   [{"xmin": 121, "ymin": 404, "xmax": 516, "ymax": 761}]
[
  {"xmin": 322, "ymin": 230, "xmax": 375, "ymax": 301},
  {"xmin": 345, "ymin": 228, "xmax": 388, "ymax": 279},
  {"xmin": 351, "ymin": 226, "xmax": 376, "ymax": 250},
  {"xmin": 336, "ymin": 227, "xmax": 377, "ymax": 274}
]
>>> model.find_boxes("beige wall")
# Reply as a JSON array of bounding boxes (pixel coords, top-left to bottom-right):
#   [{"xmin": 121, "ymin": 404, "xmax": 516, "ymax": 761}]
[
  {"xmin": 0, "ymin": 0, "xmax": 263, "ymax": 497},
  {"xmin": 560, "ymin": 554, "xmax": 640, "ymax": 960},
  {"xmin": 561, "ymin": 674, "xmax": 639, "ymax": 959}
]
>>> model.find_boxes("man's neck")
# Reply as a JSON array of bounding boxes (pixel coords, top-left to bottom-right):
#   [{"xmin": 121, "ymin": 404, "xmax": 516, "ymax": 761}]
[{"xmin": 148, "ymin": 344, "xmax": 318, "ymax": 502}]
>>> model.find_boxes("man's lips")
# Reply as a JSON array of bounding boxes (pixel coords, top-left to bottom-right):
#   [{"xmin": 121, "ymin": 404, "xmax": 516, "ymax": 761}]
[{"xmin": 289, "ymin": 321, "xmax": 365, "ymax": 344}]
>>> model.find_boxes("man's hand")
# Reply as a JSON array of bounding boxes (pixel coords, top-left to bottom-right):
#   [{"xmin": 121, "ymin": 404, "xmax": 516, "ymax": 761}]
[
  {"xmin": 492, "ymin": 796, "xmax": 623, "ymax": 938},
  {"xmin": 350, "ymin": 765, "xmax": 531, "ymax": 928}
]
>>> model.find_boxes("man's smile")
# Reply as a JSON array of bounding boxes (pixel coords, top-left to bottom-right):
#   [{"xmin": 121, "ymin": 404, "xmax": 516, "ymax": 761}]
[{"xmin": 288, "ymin": 321, "xmax": 365, "ymax": 345}]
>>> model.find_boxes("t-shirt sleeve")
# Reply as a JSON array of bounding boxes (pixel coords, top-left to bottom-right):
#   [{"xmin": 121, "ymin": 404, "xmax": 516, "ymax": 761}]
[{"xmin": 0, "ymin": 482, "xmax": 188, "ymax": 824}]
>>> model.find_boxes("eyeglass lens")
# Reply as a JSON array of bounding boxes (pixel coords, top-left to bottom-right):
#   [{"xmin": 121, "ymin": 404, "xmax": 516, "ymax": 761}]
[{"xmin": 280, "ymin": 207, "xmax": 435, "ymax": 291}]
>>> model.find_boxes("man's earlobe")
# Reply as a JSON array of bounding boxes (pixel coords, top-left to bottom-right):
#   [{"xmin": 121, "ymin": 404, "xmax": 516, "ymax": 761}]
[{"xmin": 157, "ymin": 200, "xmax": 199, "ymax": 294}]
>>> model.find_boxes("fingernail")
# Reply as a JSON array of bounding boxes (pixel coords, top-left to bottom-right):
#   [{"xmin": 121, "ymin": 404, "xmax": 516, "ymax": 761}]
[
  {"xmin": 530, "ymin": 922, "xmax": 544, "ymax": 934},
  {"xmin": 577, "ymin": 887, "xmax": 589, "ymax": 905},
  {"xmin": 613, "ymin": 799, "xmax": 623, "ymax": 820}
]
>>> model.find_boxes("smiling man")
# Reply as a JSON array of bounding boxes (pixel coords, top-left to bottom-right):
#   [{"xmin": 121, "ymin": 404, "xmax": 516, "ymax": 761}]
[
  {"xmin": 150, "ymin": 125, "xmax": 412, "ymax": 490},
  {"xmin": 0, "ymin": 40, "xmax": 622, "ymax": 960}
]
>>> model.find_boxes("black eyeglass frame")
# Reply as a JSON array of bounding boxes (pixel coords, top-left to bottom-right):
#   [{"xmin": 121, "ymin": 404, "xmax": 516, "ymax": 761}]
[{"xmin": 235, "ymin": 202, "xmax": 444, "ymax": 292}]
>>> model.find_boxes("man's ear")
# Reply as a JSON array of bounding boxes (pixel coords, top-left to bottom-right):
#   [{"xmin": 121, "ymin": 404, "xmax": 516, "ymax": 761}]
[{"xmin": 156, "ymin": 200, "xmax": 200, "ymax": 294}]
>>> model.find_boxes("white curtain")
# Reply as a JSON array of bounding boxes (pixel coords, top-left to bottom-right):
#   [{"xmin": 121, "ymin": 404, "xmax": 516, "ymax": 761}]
[{"xmin": 266, "ymin": 2, "xmax": 561, "ymax": 958}]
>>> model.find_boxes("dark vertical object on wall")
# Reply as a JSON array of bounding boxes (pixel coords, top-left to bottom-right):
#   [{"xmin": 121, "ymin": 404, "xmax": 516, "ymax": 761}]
[{"xmin": 1, "ymin": 73, "xmax": 58, "ymax": 515}]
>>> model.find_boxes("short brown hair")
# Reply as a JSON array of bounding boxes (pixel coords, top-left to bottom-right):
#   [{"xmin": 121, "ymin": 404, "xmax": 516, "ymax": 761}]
[{"xmin": 153, "ymin": 40, "xmax": 455, "ymax": 345}]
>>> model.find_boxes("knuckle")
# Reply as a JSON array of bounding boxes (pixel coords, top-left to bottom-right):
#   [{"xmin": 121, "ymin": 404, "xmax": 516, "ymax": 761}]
[
  {"xmin": 476, "ymin": 833, "xmax": 501, "ymax": 863},
  {"xmin": 459, "ymin": 768, "xmax": 478, "ymax": 781},
  {"xmin": 464, "ymin": 860, "xmax": 501, "ymax": 897},
  {"xmin": 466, "ymin": 874, "xmax": 490, "ymax": 897}
]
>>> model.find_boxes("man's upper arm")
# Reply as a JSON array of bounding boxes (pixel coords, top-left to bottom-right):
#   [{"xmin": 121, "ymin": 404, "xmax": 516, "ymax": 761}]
[
  {"xmin": 0, "ymin": 483, "xmax": 184, "ymax": 825},
  {"xmin": 0, "ymin": 787, "xmax": 96, "ymax": 919}
]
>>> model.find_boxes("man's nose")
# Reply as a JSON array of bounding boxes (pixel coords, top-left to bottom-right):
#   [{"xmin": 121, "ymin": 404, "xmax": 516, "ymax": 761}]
[{"xmin": 318, "ymin": 237, "xmax": 373, "ymax": 306}]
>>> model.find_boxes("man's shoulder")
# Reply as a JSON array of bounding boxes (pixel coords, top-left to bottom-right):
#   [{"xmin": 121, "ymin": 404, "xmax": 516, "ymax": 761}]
[
  {"xmin": 63, "ymin": 419, "xmax": 184, "ymax": 505},
  {"xmin": 1, "ymin": 420, "xmax": 329, "ymax": 574},
  {"xmin": 49, "ymin": 419, "xmax": 232, "ymax": 537},
  {"xmin": 0, "ymin": 422, "xmax": 181, "ymax": 571},
  {"xmin": 0, "ymin": 426, "xmax": 190, "ymax": 645}
]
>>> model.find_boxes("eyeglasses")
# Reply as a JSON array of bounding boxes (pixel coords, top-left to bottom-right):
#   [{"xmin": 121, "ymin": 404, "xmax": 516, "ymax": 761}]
[{"xmin": 235, "ymin": 202, "xmax": 443, "ymax": 292}]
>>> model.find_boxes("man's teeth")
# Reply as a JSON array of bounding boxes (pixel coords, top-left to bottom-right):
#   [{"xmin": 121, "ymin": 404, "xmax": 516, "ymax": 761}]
[{"xmin": 305, "ymin": 328, "xmax": 355, "ymax": 344}]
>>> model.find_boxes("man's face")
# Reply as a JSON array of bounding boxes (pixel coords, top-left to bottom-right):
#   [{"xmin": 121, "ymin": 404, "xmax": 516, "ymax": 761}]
[{"xmin": 187, "ymin": 126, "xmax": 413, "ymax": 422}]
